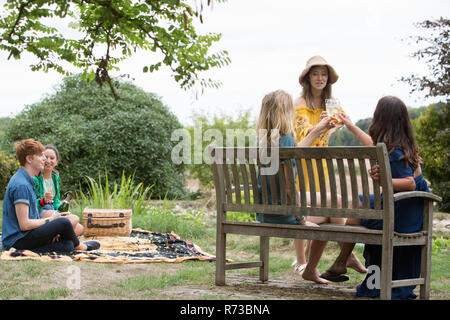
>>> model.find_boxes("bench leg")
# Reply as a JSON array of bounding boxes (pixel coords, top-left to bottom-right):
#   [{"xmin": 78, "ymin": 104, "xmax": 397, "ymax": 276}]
[
  {"xmin": 216, "ymin": 232, "xmax": 226, "ymax": 286},
  {"xmin": 420, "ymin": 201, "xmax": 433, "ymax": 299},
  {"xmin": 380, "ymin": 243, "xmax": 393, "ymax": 300},
  {"xmin": 260, "ymin": 236, "xmax": 269, "ymax": 283}
]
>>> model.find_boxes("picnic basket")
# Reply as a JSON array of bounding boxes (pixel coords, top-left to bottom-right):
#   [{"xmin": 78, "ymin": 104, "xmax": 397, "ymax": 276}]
[{"xmin": 82, "ymin": 208, "xmax": 132, "ymax": 236}]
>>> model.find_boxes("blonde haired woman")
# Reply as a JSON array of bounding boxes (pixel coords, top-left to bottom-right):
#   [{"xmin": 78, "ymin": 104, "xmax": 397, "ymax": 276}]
[
  {"xmin": 291, "ymin": 56, "xmax": 366, "ymax": 280},
  {"xmin": 256, "ymin": 89, "xmax": 337, "ymax": 283}
]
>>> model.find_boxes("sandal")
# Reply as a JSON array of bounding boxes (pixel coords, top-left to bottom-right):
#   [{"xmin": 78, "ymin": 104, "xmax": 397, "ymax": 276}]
[
  {"xmin": 291, "ymin": 260, "xmax": 307, "ymax": 275},
  {"xmin": 320, "ymin": 269, "xmax": 349, "ymax": 282}
]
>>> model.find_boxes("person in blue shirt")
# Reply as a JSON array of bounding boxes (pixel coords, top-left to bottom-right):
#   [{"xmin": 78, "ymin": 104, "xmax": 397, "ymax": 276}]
[
  {"xmin": 312, "ymin": 96, "xmax": 429, "ymax": 299},
  {"xmin": 255, "ymin": 89, "xmax": 340, "ymax": 284},
  {"xmin": 1, "ymin": 139, "xmax": 99, "ymax": 253}
]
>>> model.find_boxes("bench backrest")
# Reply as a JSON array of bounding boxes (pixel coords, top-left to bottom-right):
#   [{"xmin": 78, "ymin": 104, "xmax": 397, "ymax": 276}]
[{"xmin": 210, "ymin": 143, "xmax": 394, "ymax": 223}]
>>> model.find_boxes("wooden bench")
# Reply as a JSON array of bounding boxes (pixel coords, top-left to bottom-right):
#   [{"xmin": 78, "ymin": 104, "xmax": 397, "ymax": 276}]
[{"xmin": 209, "ymin": 143, "xmax": 442, "ymax": 300}]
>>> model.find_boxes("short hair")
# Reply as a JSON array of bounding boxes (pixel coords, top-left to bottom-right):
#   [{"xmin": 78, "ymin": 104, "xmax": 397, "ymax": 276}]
[
  {"xmin": 14, "ymin": 139, "xmax": 45, "ymax": 167},
  {"xmin": 44, "ymin": 144, "xmax": 61, "ymax": 161}
]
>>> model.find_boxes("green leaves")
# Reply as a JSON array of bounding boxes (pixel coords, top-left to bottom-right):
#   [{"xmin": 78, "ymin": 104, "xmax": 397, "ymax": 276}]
[
  {"xmin": 0, "ymin": 0, "xmax": 230, "ymax": 99},
  {"xmin": 400, "ymin": 17, "xmax": 449, "ymax": 99}
]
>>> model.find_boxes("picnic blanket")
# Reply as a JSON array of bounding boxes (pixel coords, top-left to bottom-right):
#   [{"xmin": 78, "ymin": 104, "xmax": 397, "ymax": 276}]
[{"xmin": 0, "ymin": 228, "xmax": 216, "ymax": 263}]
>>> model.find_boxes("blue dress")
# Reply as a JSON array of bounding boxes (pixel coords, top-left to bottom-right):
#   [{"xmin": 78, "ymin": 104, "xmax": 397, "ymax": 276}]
[{"xmin": 356, "ymin": 148, "xmax": 429, "ymax": 300}]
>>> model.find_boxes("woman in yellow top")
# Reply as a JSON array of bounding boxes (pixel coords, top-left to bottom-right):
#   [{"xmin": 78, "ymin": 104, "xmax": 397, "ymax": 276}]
[{"xmin": 291, "ymin": 56, "xmax": 366, "ymax": 282}]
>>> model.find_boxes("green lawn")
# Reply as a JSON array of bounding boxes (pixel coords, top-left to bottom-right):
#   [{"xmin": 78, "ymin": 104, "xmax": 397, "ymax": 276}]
[{"xmin": 0, "ymin": 199, "xmax": 448, "ymax": 300}]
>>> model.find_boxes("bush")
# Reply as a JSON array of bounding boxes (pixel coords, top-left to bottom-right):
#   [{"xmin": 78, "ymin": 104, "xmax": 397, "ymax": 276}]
[
  {"xmin": 0, "ymin": 151, "xmax": 19, "ymax": 198},
  {"xmin": 414, "ymin": 102, "xmax": 450, "ymax": 212},
  {"xmin": 186, "ymin": 109, "xmax": 256, "ymax": 189},
  {"xmin": 5, "ymin": 75, "xmax": 187, "ymax": 199}
]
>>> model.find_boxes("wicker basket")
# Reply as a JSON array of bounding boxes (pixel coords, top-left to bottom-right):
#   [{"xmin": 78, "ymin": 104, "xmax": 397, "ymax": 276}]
[{"xmin": 82, "ymin": 208, "xmax": 132, "ymax": 236}]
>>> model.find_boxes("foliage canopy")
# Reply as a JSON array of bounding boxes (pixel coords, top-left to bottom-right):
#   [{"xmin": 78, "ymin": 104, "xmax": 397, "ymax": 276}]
[
  {"xmin": 400, "ymin": 17, "xmax": 449, "ymax": 100},
  {"xmin": 0, "ymin": 0, "xmax": 230, "ymax": 100}
]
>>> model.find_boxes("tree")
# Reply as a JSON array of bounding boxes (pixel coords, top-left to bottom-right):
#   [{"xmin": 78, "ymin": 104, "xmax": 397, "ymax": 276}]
[
  {"xmin": 0, "ymin": 0, "xmax": 230, "ymax": 100},
  {"xmin": 414, "ymin": 102, "xmax": 450, "ymax": 212},
  {"xmin": 400, "ymin": 17, "xmax": 449, "ymax": 99},
  {"xmin": 329, "ymin": 118, "xmax": 372, "ymax": 146},
  {"xmin": 5, "ymin": 74, "xmax": 188, "ymax": 199}
]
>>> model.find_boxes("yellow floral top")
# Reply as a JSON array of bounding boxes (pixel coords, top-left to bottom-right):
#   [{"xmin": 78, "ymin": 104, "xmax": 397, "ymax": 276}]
[
  {"xmin": 294, "ymin": 106, "xmax": 333, "ymax": 192},
  {"xmin": 295, "ymin": 106, "xmax": 331, "ymax": 146}
]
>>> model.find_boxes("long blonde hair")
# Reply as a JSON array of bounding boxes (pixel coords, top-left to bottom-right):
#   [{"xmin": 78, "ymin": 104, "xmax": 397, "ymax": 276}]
[
  {"xmin": 301, "ymin": 67, "xmax": 333, "ymax": 109},
  {"xmin": 257, "ymin": 90, "xmax": 295, "ymax": 146}
]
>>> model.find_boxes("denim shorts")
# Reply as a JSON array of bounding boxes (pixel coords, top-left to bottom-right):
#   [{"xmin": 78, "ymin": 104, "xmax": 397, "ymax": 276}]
[
  {"xmin": 255, "ymin": 191, "xmax": 306, "ymax": 225},
  {"xmin": 256, "ymin": 213, "xmax": 306, "ymax": 225},
  {"xmin": 39, "ymin": 204, "xmax": 54, "ymax": 218}
]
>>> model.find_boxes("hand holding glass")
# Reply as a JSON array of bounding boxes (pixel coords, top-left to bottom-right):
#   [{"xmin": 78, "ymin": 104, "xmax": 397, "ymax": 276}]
[{"xmin": 325, "ymin": 99, "xmax": 342, "ymax": 123}]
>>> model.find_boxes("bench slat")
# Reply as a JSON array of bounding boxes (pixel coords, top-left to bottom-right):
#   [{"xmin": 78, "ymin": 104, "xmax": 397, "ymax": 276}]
[
  {"xmin": 215, "ymin": 147, "xmax": 379, "ymax": 161},
  {"xmin": 258, "ymin": 164, "xmax": 269, "ymax": 205},
  {"xmin": 316, "ymin": 158, "xmax": 328, "ymax": 208},
  {"xmin": 223, "ymin": 221, "xmax": 383, "ymax": 245},
  {"xmin": 223, "ymin": 163, "xmax": 233, "ymax": 203},
  {"xmin": 248, "ymin": 161, "xmax": 259, "ymax": 205},
  {"xmin": 295, "ymin": 159, "xmax": 307, "ymax": 207},
  {"xmin": 326, "ymin": 158, "xmax": 338, "ymax": 208},
  {"xmin": 231, "ymin": 163, "xmax": 241, "ymax": 204},
  {"xmin": 305, "ymin": 158, "xmax": 317, "ymax": 206},
  {"xmin": 370, "ymin": 158, "xmax": 382, "ymax": 210},
  {"xmin": 347, "ymin": 158, "xmax": 360, "ymax": 209},
  {"xmin": 336, "ymin": 158, "xmax": 349, "ymax": 208},
  {"xmin": 224, "ymin": 203, "xmax": 383, "ymax": 220},
  {"xmin": 285, "ymin": 159, "xmax": 297, "ymax": 205},
  {"xmin": 359, "ymin": 158, "xmax": 371, "ymax": 209},
  {"xmin": 279, "ymin": 162, "xmax": 288, "ymax": 205}
]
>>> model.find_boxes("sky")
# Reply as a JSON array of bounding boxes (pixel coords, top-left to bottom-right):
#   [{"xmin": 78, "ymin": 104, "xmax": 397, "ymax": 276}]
[{"xmin": 1, "ymin": 0, "xmax": 449, "ymax": 126}]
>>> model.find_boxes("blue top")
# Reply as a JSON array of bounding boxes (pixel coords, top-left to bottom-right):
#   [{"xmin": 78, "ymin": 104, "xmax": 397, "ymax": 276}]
[
  {"xmin": 361, "ymin": 147, "xmax": 429, "ymax": 232},
  {"xmin": 1, "ymin": 167, "xmax": 41, "ymax": 250},
  {"xmin": 256, "ymin": 134, "xmax": 303, "ymax": 225},
  {"xmin": 357, "ymin": 147, "xmax": 430, "ymax": 300}
]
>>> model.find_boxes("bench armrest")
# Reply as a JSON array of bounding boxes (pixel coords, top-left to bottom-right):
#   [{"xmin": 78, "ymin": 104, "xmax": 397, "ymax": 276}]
[{"xmin": 393, "ymin": 191, "xmax": 442, "ymax": 203}]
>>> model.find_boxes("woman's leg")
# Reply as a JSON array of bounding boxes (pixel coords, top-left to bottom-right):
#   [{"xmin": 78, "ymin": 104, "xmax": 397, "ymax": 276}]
[
  {"xmin": 302, "ymin": 239, "xmax": 329, "ymax": 284},
  {"xmin": 323, "ymin": 218, "xmax": 366, "ymax": 276},
  {"xmin": 65, "ymin": 213, "xmax": 84, "ymax": 236}
]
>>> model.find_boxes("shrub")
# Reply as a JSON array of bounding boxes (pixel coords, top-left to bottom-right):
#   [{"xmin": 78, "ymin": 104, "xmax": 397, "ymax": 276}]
[
  {"xmin": 186, "ymin": 109, "xmax": 256, "ymax": 189},
  {"xmin": 0, "ymin": 151, "xmax": 19, "ymax": 198},
  {"xmin": 5, "ymin": 75, "xmax": 187, "ymax": 199}
]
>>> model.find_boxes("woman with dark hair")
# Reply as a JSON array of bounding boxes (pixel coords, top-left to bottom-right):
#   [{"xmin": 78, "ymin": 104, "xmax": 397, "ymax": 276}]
[
  {"xmin": 311, "ymin": 96, "xmax": 430, "ymax": 299},
  {"xmin": 34, "ymin": 145, "xmax": 84, "ymax": 236}
]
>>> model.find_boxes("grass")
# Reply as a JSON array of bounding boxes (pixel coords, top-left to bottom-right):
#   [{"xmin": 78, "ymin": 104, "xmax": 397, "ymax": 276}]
[{"xmin": 0, "ymin": 196, "xmax": 449, "ymax": 300}]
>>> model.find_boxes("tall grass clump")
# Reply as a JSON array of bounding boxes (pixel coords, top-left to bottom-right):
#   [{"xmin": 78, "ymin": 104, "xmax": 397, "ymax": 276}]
[
  {"xmin": 76, "ymin": 170, "xmax": 153, "ymax": 216},
  {"xmin": 132, "ymin": 200, "xmax": 214, "ymax": 242}
]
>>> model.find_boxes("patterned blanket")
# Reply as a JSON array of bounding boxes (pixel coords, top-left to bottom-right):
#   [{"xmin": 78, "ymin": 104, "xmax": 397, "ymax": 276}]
[{"xmin": 0, "ymin": 229, "xmax": 216, "ymax": 263}]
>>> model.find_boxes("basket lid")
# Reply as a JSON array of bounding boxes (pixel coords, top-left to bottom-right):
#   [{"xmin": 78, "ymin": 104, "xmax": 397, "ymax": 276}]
[{"xmin": 82, "ymin": 208, "xmax": 132, "ymax": 218}]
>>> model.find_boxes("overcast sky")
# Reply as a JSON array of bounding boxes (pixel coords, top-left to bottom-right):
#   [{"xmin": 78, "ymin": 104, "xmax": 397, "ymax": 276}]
[{"xmin": 1, "ymin": 0, "xmax": 448, "ymax": 125}]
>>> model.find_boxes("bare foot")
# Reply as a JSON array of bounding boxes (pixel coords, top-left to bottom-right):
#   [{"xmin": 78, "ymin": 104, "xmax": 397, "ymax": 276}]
[
  {"xmin": 302, "ymin": 267, "xmax": 330, "ymax": 285},
  {"xmin": 346, "ymin": 252, "xmax": 367, "ymax": 274},
  {"xmin": 74, "ymin": 243, "xmax": 87, "ymax": 251}
]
